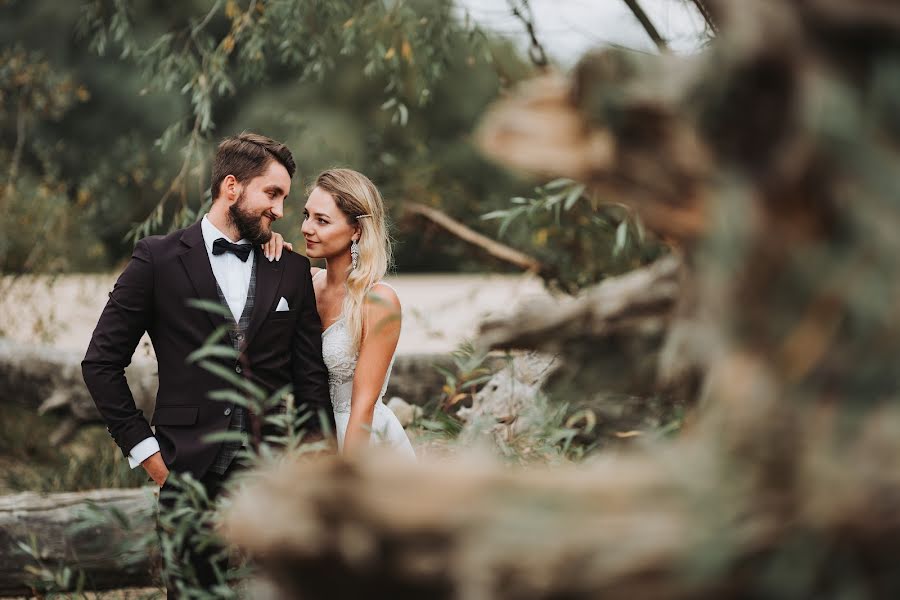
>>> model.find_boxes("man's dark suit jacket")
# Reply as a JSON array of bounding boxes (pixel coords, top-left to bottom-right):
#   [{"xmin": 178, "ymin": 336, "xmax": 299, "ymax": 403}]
[{"xmin": 82, "ymin": 221, "xmax": 334, "ymax": 479}]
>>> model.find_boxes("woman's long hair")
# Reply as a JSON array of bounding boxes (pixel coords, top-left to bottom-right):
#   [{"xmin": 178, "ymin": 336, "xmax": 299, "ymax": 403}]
[{"xmin": 313, "ymin": 168, "xmax": 392, "ymax": 353}]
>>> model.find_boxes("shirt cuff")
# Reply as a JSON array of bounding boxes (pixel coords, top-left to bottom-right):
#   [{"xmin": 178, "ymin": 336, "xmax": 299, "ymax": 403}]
[{"xmin": 127, "ymin": 437, "xmax": 160, "ymax": 469}]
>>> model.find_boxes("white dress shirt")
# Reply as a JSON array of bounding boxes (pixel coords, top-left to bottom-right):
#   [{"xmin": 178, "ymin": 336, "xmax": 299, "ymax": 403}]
[{"xmin": 126, "ymin": 214, "xmax": 253, "ymax": 469}]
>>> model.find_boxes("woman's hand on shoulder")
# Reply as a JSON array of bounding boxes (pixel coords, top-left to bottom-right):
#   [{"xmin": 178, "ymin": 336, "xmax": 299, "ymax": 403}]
[{"xmin": 261, "ymin": 232, "xmax": 292, "ymax": 262}]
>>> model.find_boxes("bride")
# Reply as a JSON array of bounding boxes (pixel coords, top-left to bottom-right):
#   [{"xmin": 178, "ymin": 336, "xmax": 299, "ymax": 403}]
[{"xmin": 266, "ymin": 168, "xmax": 415, "ymax": 457}]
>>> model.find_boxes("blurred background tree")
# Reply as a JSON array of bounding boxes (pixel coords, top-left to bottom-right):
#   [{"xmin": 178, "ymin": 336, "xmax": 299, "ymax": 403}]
[
  {"xmin": 0, "ymin": 0, "xmax": 541, "ymax": 274},
  {"xmin": 0, "ymin": 0, "xmax": 692, "ymax": 288}
]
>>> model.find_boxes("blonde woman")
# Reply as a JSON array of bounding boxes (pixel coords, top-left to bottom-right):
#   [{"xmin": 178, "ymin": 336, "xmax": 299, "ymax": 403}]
[{"xmin": 266, "ymin": 168, "xmax": 415, "ymax": 457}]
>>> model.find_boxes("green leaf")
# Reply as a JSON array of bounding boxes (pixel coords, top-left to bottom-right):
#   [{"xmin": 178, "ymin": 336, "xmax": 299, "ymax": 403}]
[
  {"xmin": 481, "ymin": 209, "xmax": 511, "ymax": 221},
  {"xmin": 207, "ymin": 389, "xmax": 250, "ymax": 405},
  {"xmin": 497, "ymin": 209, "xmax": 524, "ymax": 239},
  {"xmin": 186, "ymin": 344, "xmax": 240, "ymax": 364},
  {"xmin": 203, "ymin": 431, "xmax": 247, "ymax": 444},
  {"xmin": 186, "ymin": 298, "xmax": 231, "ymax": 318},
  {"xmin": 613, "ymin": 221, "xmax": 628, "ymax": 256},
  {"xmin": 198, "ymin": 360, "xmax": 266, "ymax": 398},
  {"xmin": 460, "ymin": 373, "xmax": 494, "ymax": 389},
  {"xmin": 543, "ymin": 178, "xmax": 575, "ymax": 191},
  {"xmin": 266, "ymin": 383, "xmax": 294, "ymax": 408},
  {"xmin": 432, "ymin": 364, "xmax": 457, "ymax": 387},
  {"xmin": 564, "ymin": 184, "xmax": 585, "ymax": 210}
]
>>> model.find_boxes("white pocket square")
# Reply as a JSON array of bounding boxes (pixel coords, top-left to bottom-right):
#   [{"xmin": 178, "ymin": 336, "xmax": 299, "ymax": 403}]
[{"xmin": 275, "ymin": 297, "xmax": 290, "ymax": 312}]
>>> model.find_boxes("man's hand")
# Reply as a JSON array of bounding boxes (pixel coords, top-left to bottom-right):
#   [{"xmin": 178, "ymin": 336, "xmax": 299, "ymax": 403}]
[{"xmin": 142, "ymin": 451, "xmax": 169, "ymax": 486}]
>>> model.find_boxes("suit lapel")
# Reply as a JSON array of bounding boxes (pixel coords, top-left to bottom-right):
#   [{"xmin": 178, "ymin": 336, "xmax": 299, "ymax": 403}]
[
  {"xmin": 177, "ymin": 221, "xmax": 228, "ymax": 332},
  {"xmin": 243, "ymin": 249, "xmax": 284, "ymax": 349}
]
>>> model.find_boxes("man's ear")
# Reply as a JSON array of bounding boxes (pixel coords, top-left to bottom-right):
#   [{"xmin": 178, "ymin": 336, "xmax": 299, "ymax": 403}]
[{"xmin": 222, "ymin": 174, "xmax": 241, "ymax": 202}]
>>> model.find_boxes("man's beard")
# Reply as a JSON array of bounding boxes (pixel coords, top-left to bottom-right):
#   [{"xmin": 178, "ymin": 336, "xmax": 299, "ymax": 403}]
[{"xmin": 228, "ymin": 191, "xmax": 273, "ymax": 245}]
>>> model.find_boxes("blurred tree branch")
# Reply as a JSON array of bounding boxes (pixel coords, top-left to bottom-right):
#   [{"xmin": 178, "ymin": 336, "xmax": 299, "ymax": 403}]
[
  {"xmin": 506, "ymin": 0, "xmax": 549, "ymax": 67},
  {"xmin": 690, "ymin": 0, "xmax": 718, "ymax": 33},
  {"xmin": 405, "ymin": 202, "xmax": 546, "ymax": 273},
  {"xmin": 3, "ymin": 96, "xmax": 26, "ymax": 204},
  {"xmin": 622, "ymin": 0, "xmax": 669, "ymax": 51}
]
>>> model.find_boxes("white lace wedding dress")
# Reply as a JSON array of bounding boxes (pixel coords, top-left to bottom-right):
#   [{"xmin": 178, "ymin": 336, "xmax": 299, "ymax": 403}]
[{"xmin": 320, "ymin": 285, "xmax": 416, "ymax": 458}]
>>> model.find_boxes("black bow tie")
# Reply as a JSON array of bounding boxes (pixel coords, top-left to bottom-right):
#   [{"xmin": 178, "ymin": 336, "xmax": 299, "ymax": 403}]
[{"xmin": 212, "ymin": 238, "xmax": 252, "ymax": 262}]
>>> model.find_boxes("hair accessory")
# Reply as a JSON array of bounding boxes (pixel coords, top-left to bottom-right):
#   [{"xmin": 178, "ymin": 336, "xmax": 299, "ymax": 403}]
[
  {"xmin": 355, "ymin": 214, "xmax": 372, "ymax": 220},
  {"xmin": 351, "ymin": 239, "xmax": 360, "ymax": 269}
]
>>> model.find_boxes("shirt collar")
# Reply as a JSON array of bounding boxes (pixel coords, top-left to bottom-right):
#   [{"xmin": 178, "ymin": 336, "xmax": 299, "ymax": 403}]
[{"xmin": 201, "ymin": 214, "xmax": 250, "ymax": 256}]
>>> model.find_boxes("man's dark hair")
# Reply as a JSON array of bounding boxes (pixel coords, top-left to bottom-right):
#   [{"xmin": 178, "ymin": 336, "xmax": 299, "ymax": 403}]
[{"xmin": 209, "ymin": 132, "xmax": 296, "ymax": 200}]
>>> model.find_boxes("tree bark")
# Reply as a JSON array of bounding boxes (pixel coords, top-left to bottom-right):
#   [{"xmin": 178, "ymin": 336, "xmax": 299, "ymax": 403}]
[
  {"xmin": 0, "ymin": 339, "xmax": 157, "ymax": 441},
  {"xmin": 223, "ymin": 431, "xmax": 900, "ymax": 600},
  {"xmin": 0, "ymin": 487, "xmax": 158, "ymax": 596},
  {"xmin": 0, "ymin": 338, "xmax": 501, "ymax": 429}
]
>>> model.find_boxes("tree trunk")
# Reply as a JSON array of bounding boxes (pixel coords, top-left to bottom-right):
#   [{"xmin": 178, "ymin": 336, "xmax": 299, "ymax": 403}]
[
  {"xmin": 223, "ymin": 434, "xmax": 900, "ymax": 600},
  {"xmin": 0, "ymin": 487, "xmax": 158, "ymax": 596},
  {"xmin": 0, "ymin": 339, "xmax": 490, "ymax": 433},
  {"xmin": 0, "ymin": 339, "xmax": 158, "ymax": 422}
]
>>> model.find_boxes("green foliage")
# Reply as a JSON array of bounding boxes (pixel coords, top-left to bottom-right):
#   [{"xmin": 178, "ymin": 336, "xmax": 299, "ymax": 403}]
[
  {"xmin": 76, "ymin": 0, "xmax": 516, "ymax": 251},
  {"xmin": 0, "ymin": 403, "xmax": 61, "ymax": 464},
  {"xmin": 483, "ymin": 178, "xmax": 669, "ymax": 293},
  {"xmin": 17, "ymin": 534, "xmax": 89, "ymax": 598},
  {"xmin": 1, "ymin": 0, "xmax": 535, "ymax": 273},
  {"xmin": 0, "ymin": 173, "xmax": 110, "ymax": 273},
  {"xmin": 0, "ymin": 44, "xmax": 86, "ymax": 121},
  {"xmin": 0, "ymin": 44, "xmax": 100, "ymax": 272},
  {"xmin": 17, "ymin": 496, "xmax": 161, "ymax": 599},
  {"xmin": 0, "ymin": 405, "xmax": 147, "ymax": 493},
  {"xmin": 433, "ymin": 340, "xmax": 493, "ymax": 409}
]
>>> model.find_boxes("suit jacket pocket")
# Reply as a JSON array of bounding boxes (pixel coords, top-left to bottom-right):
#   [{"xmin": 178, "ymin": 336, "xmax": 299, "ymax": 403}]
[
  {"xmin": 151, "ymin": 405, "xmax": 199, "ymax": 426},
  {"xmin": 269, "ymin": 309, "xmax": 297, "ymax": 321}
]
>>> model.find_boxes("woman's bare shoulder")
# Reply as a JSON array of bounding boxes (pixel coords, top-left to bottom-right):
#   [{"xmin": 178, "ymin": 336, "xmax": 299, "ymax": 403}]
[{"xmin": 366, "ymin": 282, "xmax": 401, "ymax": 311}]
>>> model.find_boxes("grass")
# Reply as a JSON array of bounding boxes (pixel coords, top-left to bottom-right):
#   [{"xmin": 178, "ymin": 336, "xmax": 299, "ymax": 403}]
[{"xmin": 0, "ymin": 404, "xmax": 147, "ymax": 493}]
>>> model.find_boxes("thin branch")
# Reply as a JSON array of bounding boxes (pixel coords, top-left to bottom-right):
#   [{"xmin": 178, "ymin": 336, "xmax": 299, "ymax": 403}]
[
  {"xmin": 507, "ymin": 0, "xmax": 548, "ymax": 68},
  {"xmin": 191, "ymin": 0, "xmax": 223, "ymax": 38},
  {"xmin": 621, "ymin": 0, "xmax": 669, "ymax": 52},
  {"xmin": 4, "ymin": 96, "xmax": 28, "ymax": 204},
  {"xmin": 405, "ymin": 202, "xmax": 545, "ymax": 273},
  {"xmin": 127, "ymin": 115, "xmax": 203, "ymax": 243},
  {"xmin": 690, "ymin": 0, "xmax": 718, "ymax": 34}
]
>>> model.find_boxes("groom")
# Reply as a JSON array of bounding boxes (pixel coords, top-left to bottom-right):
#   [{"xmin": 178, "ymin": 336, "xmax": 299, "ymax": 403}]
[{"xmin": 82, "ymin": 132, "xmax": 334, "ymax": 596}]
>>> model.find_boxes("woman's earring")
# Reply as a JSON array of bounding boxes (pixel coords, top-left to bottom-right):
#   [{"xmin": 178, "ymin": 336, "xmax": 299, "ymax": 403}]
[{"xmin": 350, "ymin": 239, "xmax": 360, "ymax": 269}]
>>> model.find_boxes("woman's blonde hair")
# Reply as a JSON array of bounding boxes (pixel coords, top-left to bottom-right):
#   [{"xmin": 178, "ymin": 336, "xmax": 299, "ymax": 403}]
[{"xmin": 313, "ymin": 168, "xmax": 392, "ymax": 352}]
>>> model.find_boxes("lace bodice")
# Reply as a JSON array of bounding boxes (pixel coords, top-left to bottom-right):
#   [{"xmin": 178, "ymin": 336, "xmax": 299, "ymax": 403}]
[{"xmin": 321, "ymin": 315, "xmax": 396, "ymax": 414}]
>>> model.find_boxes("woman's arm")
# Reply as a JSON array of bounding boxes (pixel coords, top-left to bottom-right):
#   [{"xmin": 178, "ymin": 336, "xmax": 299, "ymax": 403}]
[{"xmin": 343, "ymin": 284, "xmax": 402, "ymax": 454}]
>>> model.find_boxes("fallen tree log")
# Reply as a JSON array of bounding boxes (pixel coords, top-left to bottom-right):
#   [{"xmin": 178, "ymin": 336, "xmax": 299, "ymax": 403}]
[
  {"xmin": 0, "ymin": 339, "xmax": 158, "ymax": 425},
  {"xmin": 477, "ymin": 255, "xmax": 702, "ymax": 428},
  {"xmin": 224, "ymin": 425, "xmax": 900, "ymax": 599},
  {"xmin": 0, "ymin": 340, "xmax": 487, "ymax": 440},
  {"xmin": 0, "ymin": 487, "xmax": 158, "ymax": 596}
]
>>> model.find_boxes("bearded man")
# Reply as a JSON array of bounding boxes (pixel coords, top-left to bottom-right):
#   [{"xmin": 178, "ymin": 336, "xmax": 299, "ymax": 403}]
[{"xmin": 82, "ymin": 132, "xmax": 334, "ymax": 597}]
